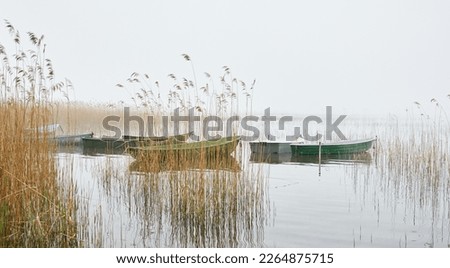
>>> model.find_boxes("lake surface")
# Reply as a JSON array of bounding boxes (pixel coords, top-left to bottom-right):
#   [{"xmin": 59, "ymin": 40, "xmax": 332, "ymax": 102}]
[
  {"xmin": 52, "ymin": 115, "xmax": 450, "ymax": 247},
  {"xmin": 55, "ymin": 129, "xmax": 450, "ymax": 247},
  {"xmin": 262, "ymin": 157, "xmax": 448, "ymax": 247}
]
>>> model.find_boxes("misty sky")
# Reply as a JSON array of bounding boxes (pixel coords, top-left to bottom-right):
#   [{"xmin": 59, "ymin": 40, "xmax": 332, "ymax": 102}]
[{"xmin": 2, "ymin": 0, "xmax": 450, "ymax": 116}]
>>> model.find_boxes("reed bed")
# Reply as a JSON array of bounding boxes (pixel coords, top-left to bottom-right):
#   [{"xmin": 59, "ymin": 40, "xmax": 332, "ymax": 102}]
[
  {"xmin": 0, "ymin": 21, "xmax": 78, "ymax": 247},
  {"xmin": 373, "ymin": 107, "xmax": 449, "ymax": 208},
  {"xmin": 12, "ymin": 18, "xmax": 450, "ymax": 248},
  {"xmin": 46, "ymin": 50, "xmax": 268, "ymax": 247},
  {"xmin": 126, "ymin": 154, "xmax": 268, "ymax": 248},
  {"xmin": 343, "ymin": 108, "xmax": 450, "ymax": 247},
  {"xmin": 53, "ymin": 142, "xmax": 268, "ymax": 247}
]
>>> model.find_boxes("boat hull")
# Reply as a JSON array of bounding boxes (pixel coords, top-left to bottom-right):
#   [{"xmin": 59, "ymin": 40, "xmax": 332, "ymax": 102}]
[
  {"xmin": 249, "ymin": 142, "xmax": 292, "ymax": 155},
  {"xmin": 53, "ymin": 132, "xmax": 94, "ymax": 146},
  {"xmin": 291, "ymin": 138, "xmax": 376, "ymax": 156},
  {"xmin": 127, "ymin": 136, "xmax": 241, "ymax": 160},
  {"xmin": 82, "ymin": 132, "xmax": 191, "ymax": 155},
  {"xmin": 81, "ymin": 137, "xmax": 127, "ymax": 154}
]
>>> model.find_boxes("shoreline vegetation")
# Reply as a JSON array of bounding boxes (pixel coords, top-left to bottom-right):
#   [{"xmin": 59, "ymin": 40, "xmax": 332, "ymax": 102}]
[
  {"xmin": 1, "ymin": 21, "xmax": 449, "ymax": 247},
  {"xmin": 0, "ymin": 20, "xmax": 78, "ymax": 247},
  {"xmin": 1, "ymin": 21, "xmax": 268, "ymax": 247}
]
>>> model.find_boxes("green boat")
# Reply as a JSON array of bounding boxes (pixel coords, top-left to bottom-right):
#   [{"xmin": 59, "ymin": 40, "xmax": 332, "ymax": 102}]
[
  {"xmin": 127, "ymin": 136, "xmax": 241, "ymax": 160},
  {"xmin": 290, "ymin": 138, "xmax": 376, "ymax": 156}
]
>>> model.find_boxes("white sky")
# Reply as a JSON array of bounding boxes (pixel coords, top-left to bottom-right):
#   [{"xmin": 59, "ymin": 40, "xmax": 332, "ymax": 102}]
[{"xmin": 2, "ymin": 0, "xmax": 450, "ymax": 116}]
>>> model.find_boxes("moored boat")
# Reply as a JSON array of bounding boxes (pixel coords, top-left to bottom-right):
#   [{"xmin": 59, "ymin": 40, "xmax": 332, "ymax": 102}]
[
  {"xmin": 52, "ymin": 132, "xmax": 94, "ymax": 146},
  {"xmin": 127, "ymin": 136, "xmax": 241, "ymax": 160},
  {"xmin": 290, "ymin": 138, "xmax": 376, "ymax": 156},
  {"xmin": 122, "ymin": 131, "xmax": 192, "ymax": 142},
  {"xmin": 82, "ymin": 132, "xmax": 192, "ymax": 154},
  {"xmin": 249, "ymin": 141, "xmax": 292, "ymax": 155}
]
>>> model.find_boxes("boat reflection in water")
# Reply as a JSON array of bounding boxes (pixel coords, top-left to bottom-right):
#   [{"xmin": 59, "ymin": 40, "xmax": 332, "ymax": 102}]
[
  {"xmin": 250, "ymin": 151, "xmax": 373, "ymax": 166},
  {"xmin": 81, "ymin": 145, "xmax": 126, "ymax": 156},
  {"xmin": 129, "ymin": 154, "xmax": 242, "ymax": 173}
]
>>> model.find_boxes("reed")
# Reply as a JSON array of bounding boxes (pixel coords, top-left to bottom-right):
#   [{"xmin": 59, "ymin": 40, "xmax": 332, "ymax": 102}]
[
  {"xmin": 343, "ymin": 102, "xmax": 450, "ymax": 247},
  {"xmin": 0, "ymin": 21, "xmax": 77, "ymax": 247},
  {"xmin": 116, "ymin": 55, "xmax": 256, "ymax": 138},
  {"xmin": 115, "ymin": 58, "xmax": 268, "ymax": 246},
  {"xmin": 2, "ymin": 20, "xmax": 267, "ymax": 247},
  {"xmin": 76, "ymin": 149, "xmax": 269, "ymax": 247}
]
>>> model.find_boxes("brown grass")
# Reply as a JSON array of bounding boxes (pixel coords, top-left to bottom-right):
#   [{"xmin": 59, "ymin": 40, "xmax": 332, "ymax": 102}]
[
  {"xmin": 0, "ymin": 103, "xmax": 78, "ymax": 247},
  {"xmin": 0, "ymin": 20, "xmax": 78, "ymax": 247}
]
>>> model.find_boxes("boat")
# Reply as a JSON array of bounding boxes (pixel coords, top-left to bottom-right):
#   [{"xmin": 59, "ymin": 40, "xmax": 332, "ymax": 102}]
[
  {"xmin": 81, "ymin": 132, "xmax": 192, "ymax": 155},
  {"xmin": 122, "ymin": 131, "xmax": 192, "ymax": 142},
  {"xmin": 127, "ymin": 136, "xmax": 241, "ymax": 160},
  {"xmin": 290, "ymin": 138, "xmax": 376, "ymax": 156},
  {"xmin": 52, "ymin": 132, "xmax": 94, "ymax": 146},
  {"xmin": 249, "ymin": 141, "xmax": 292, "ymax": 155}
]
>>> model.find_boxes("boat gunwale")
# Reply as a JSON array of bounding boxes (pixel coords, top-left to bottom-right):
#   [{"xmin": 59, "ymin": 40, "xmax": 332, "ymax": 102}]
[
  {"xmin": 249, "ymin": 141, "xmax": 295, "ymax": 144},
  {"xmin": 290, "ymin": 137, "xmax": 376, "ymax": 147},
  {"xmin": 54, "ymin": 132, "xmax": 94, "ymax": 139},
  {"xmin": 127, "ymin": 136, "xmax": 241, "ymax": 152}
]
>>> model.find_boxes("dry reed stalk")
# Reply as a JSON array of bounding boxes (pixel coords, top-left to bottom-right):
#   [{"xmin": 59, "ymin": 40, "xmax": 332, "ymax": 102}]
[{"xmin": 0, "ymin": 21, "xmax": 78, "ymax": 247}]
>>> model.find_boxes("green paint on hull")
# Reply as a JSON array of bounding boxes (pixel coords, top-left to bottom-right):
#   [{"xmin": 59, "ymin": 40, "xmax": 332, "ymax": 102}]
[
  {"xmin": 81, "ymin": 132, "xmax": 192, "ymax": 154},
  {"xmin": 291, "ymin": 138, "xmax": 376, "ymax": 155}
]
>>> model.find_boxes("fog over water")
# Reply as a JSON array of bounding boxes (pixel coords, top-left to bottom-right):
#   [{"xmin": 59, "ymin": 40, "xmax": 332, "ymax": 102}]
[{"xmin": 2, "ymin": 0, "xmax": 450, "ymax": 116}]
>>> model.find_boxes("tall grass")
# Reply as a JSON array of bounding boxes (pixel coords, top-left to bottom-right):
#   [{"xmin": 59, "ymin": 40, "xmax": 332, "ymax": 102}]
[
  {"xmin": 116, "ymin": 55, "xmax": 256, "ymax": 139},
  {"xmin": 0, "ymin": 20, "xmax": 77, "ymax": 247},
  {"xmin": 57, "ymin": 147, "xmax": 268, "ymax": 247},
  {"xmin": 49, "ymin": 55, "xmax": 268, "ymax": 247},
  {"xmin": 344, "ymin": 103, "xmax": 450, "ymax": 247}
]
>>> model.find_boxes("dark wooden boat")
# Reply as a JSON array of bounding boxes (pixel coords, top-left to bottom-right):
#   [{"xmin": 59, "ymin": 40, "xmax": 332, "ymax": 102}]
[
  {"xmin": 52, "ymin": 132, "xmax": 94, "ymax": 146},
  {"xmin": 81, "ymin": 132, "xmax": 192, "ymax": 154}
]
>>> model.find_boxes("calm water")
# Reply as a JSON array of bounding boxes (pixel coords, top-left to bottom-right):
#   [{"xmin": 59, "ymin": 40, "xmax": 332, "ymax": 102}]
[
  {"xmin": 55, "ymin": 149, "xmax": 449, "ymax": 247},
  {"xmin": 262, "ymin": 158, "xmax": 448, "ymax": 247},
  {"xmin": 55, "ymin": 117, "xmax": 450, "ymax": 247}
]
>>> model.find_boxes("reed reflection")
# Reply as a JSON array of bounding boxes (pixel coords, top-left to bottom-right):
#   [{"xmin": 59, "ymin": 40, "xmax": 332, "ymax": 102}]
[
  {"xmin": 122, "ymin": 153, "xmax": 269, "ymax": 247},
  {"xmin": 343, "ymin": 118, "xmax": 450, "ymax": 247}
]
